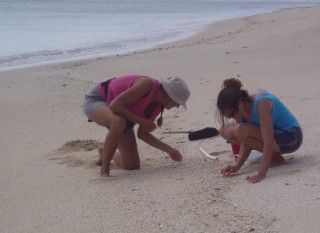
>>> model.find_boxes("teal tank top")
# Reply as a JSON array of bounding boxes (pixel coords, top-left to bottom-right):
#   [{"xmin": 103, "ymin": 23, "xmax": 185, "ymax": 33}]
[{"xmin": 251, "ymin": 92, "xmax": 300, "ymax": 132}]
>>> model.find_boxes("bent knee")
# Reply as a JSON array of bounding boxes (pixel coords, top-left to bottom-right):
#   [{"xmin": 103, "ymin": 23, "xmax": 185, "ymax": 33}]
[
  {"xmin": 233, "ymin": 124, "xmax": 241, "ymax": 136},
  {"xmin": 219, "ymin": 126, "xmax": 235, "ymax": 141},
  {"xmin": 234, "ymin": 123, "xmax": 257, "ymax": 141},
  {"xmin": 123, "ymin": 163, "xmax": 140, "ymax": 170},
  {"xmin": 111, "ymin": 115, "xmax": 127, "ymax": 132},
  {"xmin": 234, "ymin": 124, "xmax": 246, "ymax": 141},
  {"xmin": 119, "ymin": 155, "xmax": 140, "ymax": 170}
]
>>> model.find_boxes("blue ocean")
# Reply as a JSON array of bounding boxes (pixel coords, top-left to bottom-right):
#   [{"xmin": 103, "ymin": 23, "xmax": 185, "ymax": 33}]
[{"xmin": 1, "ymin": 0, "xmax": 319, "ymax": 71}]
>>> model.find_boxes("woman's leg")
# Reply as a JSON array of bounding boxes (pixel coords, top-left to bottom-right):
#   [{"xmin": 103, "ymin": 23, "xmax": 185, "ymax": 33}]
[
  {"xmin": 91, "ymin": 105, "xmax": 140, "ymax": 172},
  {"xmin": 113, "ymin": 130, "xmax": 140, "ymax": 170},
  {"xmin": 234, "ymin": 123, "xmax": 285, "ymax": 165},
  {"xmin": 97, "ymin": 130, "xmax": 140, "ymax": 170},
  {"xmin": 89, "ymin": 105, "xmax": 127, "ymax": 176},
  {"xmin": 97, "ymin": 132, "xmax": 140, "ymax": 170},
  {"xmin": 219, "ymin": 119, "xmax": 241, "ymax": 144}
]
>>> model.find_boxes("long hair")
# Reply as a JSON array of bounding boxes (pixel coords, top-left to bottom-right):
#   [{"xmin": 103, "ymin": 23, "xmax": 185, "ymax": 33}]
[{"xmin": 216, "ymin": 78, "xmax": 250, "ymax": 126}]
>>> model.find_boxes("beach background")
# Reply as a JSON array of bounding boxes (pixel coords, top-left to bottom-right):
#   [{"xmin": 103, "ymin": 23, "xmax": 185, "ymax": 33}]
[
  {"xmin": 1, "ymin": 1, "xmax": 320, "ymax": 232},
  {"xmin": 1, "ymin": 0, "xmax": 319, "ymax": 71}
]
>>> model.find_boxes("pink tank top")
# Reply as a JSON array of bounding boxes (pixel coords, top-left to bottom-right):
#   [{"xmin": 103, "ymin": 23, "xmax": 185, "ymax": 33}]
[{"xmin": 97, "ymin": 74, "xmax": 161, "ymax": 121}]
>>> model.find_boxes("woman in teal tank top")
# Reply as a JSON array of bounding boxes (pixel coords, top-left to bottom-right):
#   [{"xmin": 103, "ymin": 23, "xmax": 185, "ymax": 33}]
[{"xmin": 216, "ymin": 78, "xmax": 303, "ymax": 183}]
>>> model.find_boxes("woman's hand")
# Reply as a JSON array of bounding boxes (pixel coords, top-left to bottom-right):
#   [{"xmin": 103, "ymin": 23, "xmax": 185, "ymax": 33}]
[
  {"xmin": 167, "ymin": 147, "xmax": 183, "ymax": 162},
  {"xmin": 246, "ymin": 173, "xmax": 266, "ymax": 183},
  {"xmin": 221, "ymin": 165, "xmax": 240, "ymax": 176}
]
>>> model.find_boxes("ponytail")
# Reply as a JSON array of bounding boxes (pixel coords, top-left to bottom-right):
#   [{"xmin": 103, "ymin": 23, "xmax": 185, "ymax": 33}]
[
  {"xmin": 157, "ymin": 105, "xmax": 164, "ymax": 127},
  {"xmin": 216, "ymin": 77, "xmax": 249, "ymax": 126}
]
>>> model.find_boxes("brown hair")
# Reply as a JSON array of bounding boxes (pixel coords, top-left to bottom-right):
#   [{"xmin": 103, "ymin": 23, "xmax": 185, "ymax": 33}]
[{"xmin": 216, "ymin": 78, "xmax": 250, "ymax": 126}]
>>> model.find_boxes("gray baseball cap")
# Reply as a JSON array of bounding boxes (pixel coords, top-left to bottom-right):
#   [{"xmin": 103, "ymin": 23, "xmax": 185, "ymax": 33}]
[{"xmin": 161, "ymin": 76, "xmax": 190, "ymax": 109}]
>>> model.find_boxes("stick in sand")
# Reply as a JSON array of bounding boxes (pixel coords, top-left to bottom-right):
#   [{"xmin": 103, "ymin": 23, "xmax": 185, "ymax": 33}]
[{"xmin": 162, "ymin": 131, "xmax": 191, "ymax": 134}]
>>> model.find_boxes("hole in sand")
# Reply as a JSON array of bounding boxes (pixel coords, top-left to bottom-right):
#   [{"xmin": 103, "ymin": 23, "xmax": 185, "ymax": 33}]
[
  {"xmin": 48, "ymin": 139, "xmax": 103, "ymax": 169},
  {"xmin": 56, "ymin": 139, "xmax": 103, "ymax": 153}
]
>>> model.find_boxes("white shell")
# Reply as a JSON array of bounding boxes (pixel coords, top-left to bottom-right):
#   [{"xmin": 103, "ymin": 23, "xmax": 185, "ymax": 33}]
[{"xmin": 199, "ymin": 147, "xmax": 218, "ymax": 160}]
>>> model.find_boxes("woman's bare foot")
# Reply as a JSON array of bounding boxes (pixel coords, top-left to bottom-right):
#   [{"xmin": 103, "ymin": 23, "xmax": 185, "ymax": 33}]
[
  {"xmin": 96, "ymin": 146, "xmax": 122, "ymax": 170},
  {"xmin": 96, "ymin": 146, "xmax": 103, "ymax": 166},
  {"xmin": 100, "ymin": 166, "xmax": 110, "ymax": 177}
]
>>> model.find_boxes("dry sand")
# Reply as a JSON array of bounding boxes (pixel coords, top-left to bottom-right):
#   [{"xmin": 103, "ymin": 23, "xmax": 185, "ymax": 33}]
[{"xmin": 1, "ymin": 6, "xmax": 320, "ymax": 233}]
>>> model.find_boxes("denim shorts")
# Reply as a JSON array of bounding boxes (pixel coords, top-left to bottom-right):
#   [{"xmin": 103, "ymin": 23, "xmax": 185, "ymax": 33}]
[
  {"xmin": 83, "ymin": 82, "xmax": 135, "ymax": 134},
  {"xmin": 274, "ymin": 126, "xmax": 303, "ymax": 154},
  {"xmin": 83, "ymin": 85, "xmax": 106, "ymax": 117}
]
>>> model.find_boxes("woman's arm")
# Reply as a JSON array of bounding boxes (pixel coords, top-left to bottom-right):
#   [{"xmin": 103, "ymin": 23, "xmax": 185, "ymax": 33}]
[
  {"xmin": 251, "ymin": 99, "xmax": 275, "ymax": 181},
  {"xmin": 109, "ymin": 76, "xmax": 156, "ymax": 131},
  {"xmin": 221, "ymin": 140, "xmax": 251, "ymax": 177},
  {"xmin": 137, "ymin": 128, "xmax": 182, "ymax": 161}
]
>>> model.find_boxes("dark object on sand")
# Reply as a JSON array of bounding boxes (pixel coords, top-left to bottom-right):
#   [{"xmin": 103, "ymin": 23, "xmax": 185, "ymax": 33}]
[
  {"xmin": 162, "ymin": 127, "xmax": 219, "ymax": 141},
  {"xmin": 188, "ymin": 127, "xmax": 219, "ymax": 141}
]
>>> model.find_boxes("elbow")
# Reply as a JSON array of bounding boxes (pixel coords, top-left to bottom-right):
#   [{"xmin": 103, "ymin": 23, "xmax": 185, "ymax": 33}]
[
  {"xmin": 109, "ymin": 100, "xmax": 124, "ymax": 114},
  {"xmin": 137, "ymin": 131, "xmax": 144, "ymax": 140},
  {"xmin": 109, "ymin": 102, "xmax": 117, "ymax": 113},
  {"xmin": 137, "ymin": 133, "xmax": 143, "ymax": 140}
]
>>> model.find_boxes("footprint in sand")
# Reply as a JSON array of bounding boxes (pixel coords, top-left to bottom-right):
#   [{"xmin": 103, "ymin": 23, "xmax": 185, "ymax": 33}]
[{"xmin": 56, "ymin": 139, "xmax": 103, "ymax": 153}]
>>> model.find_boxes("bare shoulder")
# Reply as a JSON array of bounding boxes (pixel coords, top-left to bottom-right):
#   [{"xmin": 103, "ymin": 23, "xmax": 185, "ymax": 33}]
[
  {"xmin": 133, "ymin": 76, "xmax": 153, "ymax": 88},
  {"xmin": 250, "ymin": 89, "xmax": 265, "ymax": 100},
  {"xmin": 257, "ymin": 98, "xmax": 273, "ymax": 114},
  {"xmin": 128, "ymin": 76, "xmax": 154, "ymax": 96}
]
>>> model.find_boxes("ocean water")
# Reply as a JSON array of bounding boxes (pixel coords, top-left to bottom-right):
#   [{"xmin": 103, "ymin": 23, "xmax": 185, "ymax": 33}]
[{"xmin": 1, "ymin": 0, "xmax": 319, "ymax": 71}]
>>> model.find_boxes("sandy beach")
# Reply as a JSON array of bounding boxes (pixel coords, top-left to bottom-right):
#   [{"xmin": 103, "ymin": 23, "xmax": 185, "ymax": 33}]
[{"xmin": 1, "ymin": 6, "xmax": 320, "ymax": 233}]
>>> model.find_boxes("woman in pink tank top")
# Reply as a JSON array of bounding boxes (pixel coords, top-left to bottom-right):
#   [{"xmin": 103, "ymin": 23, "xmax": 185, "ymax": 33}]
[{"xmin": 84, "ymin": 74, "xmax": 190, "ymax": 177}]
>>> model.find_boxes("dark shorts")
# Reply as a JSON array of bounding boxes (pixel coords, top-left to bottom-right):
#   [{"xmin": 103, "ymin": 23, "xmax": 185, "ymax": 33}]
[
  {"xmin": 274, "ymin": 126, "xmax": 303, "ymax": 154},
  {"xmin": 83, "ymin": 79, "xmax": 135, "ymax": 134}
]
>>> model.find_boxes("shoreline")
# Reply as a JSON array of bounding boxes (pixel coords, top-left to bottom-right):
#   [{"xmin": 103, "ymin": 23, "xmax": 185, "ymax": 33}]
[
  {"xmin": 1, "ymin": 4, "xmax": 318, "ymax": 73},
  {"xmin": 1, "ymin": 5, "xmax": 320, "ymax": 233}
]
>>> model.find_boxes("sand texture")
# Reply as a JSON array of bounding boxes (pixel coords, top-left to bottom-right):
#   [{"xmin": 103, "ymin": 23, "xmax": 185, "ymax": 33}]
[{"xmin": 1, "ymin": 6, "xmax": 320, "ymax": 233}]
